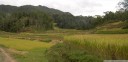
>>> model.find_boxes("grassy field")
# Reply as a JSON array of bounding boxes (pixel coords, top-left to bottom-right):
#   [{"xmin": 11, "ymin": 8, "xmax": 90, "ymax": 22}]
[
  {"xmin": 0, "ymin": 30, "xmax": 128, "ymax": 62},
  {"xmin": 96, "ymin": 29, "xmax": 128, "ymax": 34},
  {"xmin": 0, "ymin": 30, "xmax": 89, "ymax": 62},
  {"xmin": 64, "ymin": 34, "xmax": 128, "ymax": 60},
  {"xmin": 0, "ymin": 37, "xmax": 53, "ymax": 51},
  {"xmin": 0, "ymin": 37, "xmax": 53, "ymax": 62},
  {"xmin": 14, "ymin": 48, "xmax": 49, "ymax": 62}
]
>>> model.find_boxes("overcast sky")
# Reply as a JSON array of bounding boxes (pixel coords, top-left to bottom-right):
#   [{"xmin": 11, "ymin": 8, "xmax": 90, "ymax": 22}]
[{"xmin": 0, "ymin": 0, "xmax": 121, "ymax": 16}]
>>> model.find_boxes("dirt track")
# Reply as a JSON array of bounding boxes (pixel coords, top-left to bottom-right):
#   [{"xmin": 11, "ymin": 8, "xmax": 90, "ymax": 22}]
[{"xmin": 0, "ymin": 48, "xmax": 16, "ymax": 62}]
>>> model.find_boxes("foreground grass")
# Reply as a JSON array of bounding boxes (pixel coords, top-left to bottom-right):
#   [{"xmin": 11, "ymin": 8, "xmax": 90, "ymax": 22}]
[
  {"xmin": 64, "ymin": 34, "xmax": 128, "ymax": 60},
  {"xmin": 14, "ymin": 48, "xmax": 48, "ymax": 62},
  {"xmin": 46, "ymin": 43, "xmax": 102, "ymax": 62},
  {"xmin": 0, "ymin": 37, "xmax": 53, "ymax": 62}
]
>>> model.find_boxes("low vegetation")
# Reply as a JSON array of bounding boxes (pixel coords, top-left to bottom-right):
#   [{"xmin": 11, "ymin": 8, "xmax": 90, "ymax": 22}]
[
  {"xmin": 14, "ymin": 48, "xmax": 49, "ymax": 62},
  {"xmin": 96, "ymin": 29, "xmax": 128, "ymax": 34},
  {"xmin": 46, "ymin": 43, "xmax": 102, "ymax": 62},
  {"xmin": 0, "ymin": 37, "xmax": 52, "ymax": 51},
  {"xmin": 0, "ymin": 37, "xmax": 53, "ymax": 62}
]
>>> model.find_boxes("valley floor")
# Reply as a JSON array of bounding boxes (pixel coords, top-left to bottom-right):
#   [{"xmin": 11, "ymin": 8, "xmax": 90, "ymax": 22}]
[{"xmin": 0, "ymin": 29, "xmax": 128, "ymax": 62}]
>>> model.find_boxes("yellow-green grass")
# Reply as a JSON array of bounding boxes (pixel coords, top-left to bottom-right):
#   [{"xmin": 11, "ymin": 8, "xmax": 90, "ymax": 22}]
[
  {"xmin": 64, "ymin": 34, "xmax": 128, "ymax": 60},
  {"xmin": 0, "ymin": 37, "xmax": 53, "ymax": 51}
]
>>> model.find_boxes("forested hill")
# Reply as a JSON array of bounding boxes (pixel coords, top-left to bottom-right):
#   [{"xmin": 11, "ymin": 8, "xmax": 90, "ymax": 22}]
[
  {"xmin": 0, "ymin": 5, "xmax": 66, "ymax": 32},
  {"xmin": 0, "ymin": 4, "xmax": 128, "ymax": 33},
  {"xmin": 0, "ymin": 5, "xmax": 64, "ymax": 14},
  {"xmin": 0, "ymin": 5, "xmax": 17, "ymax": 13},
  {"xmin": 0, "ymin": 5, "xmax": 98, "ymax": 32}
]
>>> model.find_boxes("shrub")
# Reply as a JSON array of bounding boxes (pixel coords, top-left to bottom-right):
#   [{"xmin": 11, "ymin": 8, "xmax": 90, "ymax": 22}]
[{"xmin": 46, "ymin": 43, "xmax": 102, "ymax": 62}]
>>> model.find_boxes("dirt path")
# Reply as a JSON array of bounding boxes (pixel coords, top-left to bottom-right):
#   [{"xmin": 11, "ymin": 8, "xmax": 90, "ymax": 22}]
[{"xmin": 0, "ymin": 48, "xmax": 16, "ymax": 62}]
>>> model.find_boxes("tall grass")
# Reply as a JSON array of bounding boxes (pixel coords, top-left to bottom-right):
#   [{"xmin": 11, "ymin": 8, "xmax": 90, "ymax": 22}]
[{"xmin": 64, "ymin": 34, "xmax": 128, "ymax": 60}]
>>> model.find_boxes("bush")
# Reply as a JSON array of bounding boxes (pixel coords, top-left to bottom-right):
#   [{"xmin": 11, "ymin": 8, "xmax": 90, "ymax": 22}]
[{"xmin": 46, "ymin": 43, "xmax": 102, "ymax": 62}]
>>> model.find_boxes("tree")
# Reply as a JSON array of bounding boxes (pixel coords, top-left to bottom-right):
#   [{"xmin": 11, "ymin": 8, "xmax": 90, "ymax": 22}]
[
  {"xmin": 119, "ymin": 0, "xmax": 128, "ymax": 10},
  {"xmin": 0, "ymin": 8, "xmax": 54, "ymax": 32}
]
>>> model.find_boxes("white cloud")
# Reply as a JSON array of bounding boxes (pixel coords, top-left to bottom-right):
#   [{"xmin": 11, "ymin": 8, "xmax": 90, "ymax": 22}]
[{"xmin": 0, "ymin": 0, "xmax": 121, "ymax": 16}]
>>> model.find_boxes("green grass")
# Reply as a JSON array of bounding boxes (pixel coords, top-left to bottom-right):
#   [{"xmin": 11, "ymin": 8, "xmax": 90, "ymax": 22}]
[
  {"xmin": 64, "ymin": 34, "xmax": 128, "ymax": 60},
  {"xmin": 0, "ymin": 37, "xmax": 53, "ymax": 62},
  {"xmin": 96, "ymin": 29, "xmax": 128, "ymax": 34},
  {"xmin": 14, "ymin": 48, "xmax": 48, "ymax": 62},
  {"xmin": 0, "ymin": 37, "xmax": 53, "ymax": 51},
  {"xmin": 1, "ymin": 29, "xmax": 128, "ymax": 62}
]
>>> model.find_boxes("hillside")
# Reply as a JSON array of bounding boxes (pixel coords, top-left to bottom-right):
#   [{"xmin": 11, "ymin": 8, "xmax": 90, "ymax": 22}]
[
  {"xmin": 0, "ymin": 5, "xmax": 128, "ymax": 33},
  {"xmin": 0, "ymin": 5, "xmax": 62, "ymax": 32},
  {"xmin": 95, "ymin": 21, "xmax": 128, "ymax": 34},
  {"xmin": 0, "ymin": 5, "xmax": 65, "ymax": 14},
  {"xmin": 0, "ymin": 5, "xmax": 98, "ymax": 32},
  {"xmin": 96, "ymin": 21, "xmax": 125, "ymax": 30}
]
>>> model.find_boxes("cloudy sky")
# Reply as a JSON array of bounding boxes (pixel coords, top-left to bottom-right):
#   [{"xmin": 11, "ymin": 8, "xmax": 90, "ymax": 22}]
[{"xmin": 0, "ymin": 0, "xmax": 121, "ymax": 16}]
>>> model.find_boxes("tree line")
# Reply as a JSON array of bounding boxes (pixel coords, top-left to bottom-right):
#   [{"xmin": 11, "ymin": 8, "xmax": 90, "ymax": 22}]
[{"xmin": 52, "ymin": 0, "xmax": 128, "ymax": 30}]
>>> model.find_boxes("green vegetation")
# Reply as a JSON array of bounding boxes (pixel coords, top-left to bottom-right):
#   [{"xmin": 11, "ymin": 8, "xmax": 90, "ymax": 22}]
[
  {"xmin": 0, "ymin": 0, "xmax": 128, "ymax": 62},
  {"xmin": 0, "ymin": 29, "xmax": 128, "ymax": 62},
  {"xmin": 14, "ymin": 48, "xmax": 48, "ymax": 62},
  {"xmin": 44, "ymin": 33, "xmax": 128, "ymax": 62},
  {"xmin": 0, "ymin": 1, "xmax": 128, "ymax": 32},
  {"xmin": 0, "ymin": 9, "xmax": 53, "ymax": 32},
  {"xmin": 46, "ymin": 43, "xmax": 102, "ymax": 62},
  {"xmin": 0, "ymin": 37, "xmax": 53, "ymax": 62},
  {"xmin": 0, "ymin": 37, "xmax": 52, "ymax": 50},
  {"xmin": 96, "ymin": 29, "xmax": 128, "ymax": 34}
]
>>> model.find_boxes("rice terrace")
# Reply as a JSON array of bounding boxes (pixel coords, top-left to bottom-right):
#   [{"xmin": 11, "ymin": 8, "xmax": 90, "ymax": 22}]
[{"xmin": 0, "ymin": 0, "xmax": 128, "ymax": 62}]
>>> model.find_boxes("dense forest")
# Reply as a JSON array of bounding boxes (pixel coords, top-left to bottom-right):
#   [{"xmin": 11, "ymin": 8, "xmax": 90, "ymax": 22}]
[{"xmin": 0, "ymin": 0, "xmax": 128, "ymax": 32}]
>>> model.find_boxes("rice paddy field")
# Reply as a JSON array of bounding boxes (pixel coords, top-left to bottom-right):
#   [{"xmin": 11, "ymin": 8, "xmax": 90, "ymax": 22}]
[
  {"xmin": 0, "ymin": 37, "xmax": 53, "ymax": 51},
  {"xmin": 0, "ymin": 30, "xmax": 128, "ymax": 62},
  {"xmin": 64, "ymin": 34, "xmax": 128, "ymax": 60},
  {"xmin": 0, "ymin": 35, "xmax": 53, "ymax": 62}
]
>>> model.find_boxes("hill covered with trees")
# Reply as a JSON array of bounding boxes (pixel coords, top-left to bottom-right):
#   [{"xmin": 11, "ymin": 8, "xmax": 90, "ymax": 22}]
[
  {"xmin": 0, "ymin": 5, "xmax": 98, "ymax": 32},
  {"xmin": 0, "ymin": 0, "xmax": 128, "ymax": 33}
]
